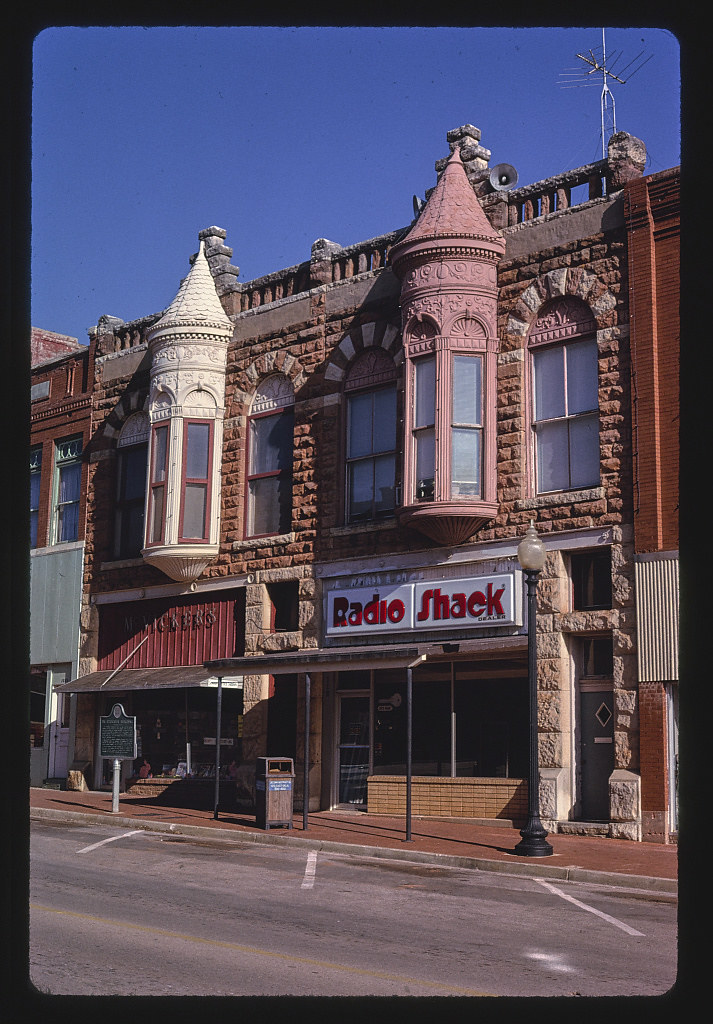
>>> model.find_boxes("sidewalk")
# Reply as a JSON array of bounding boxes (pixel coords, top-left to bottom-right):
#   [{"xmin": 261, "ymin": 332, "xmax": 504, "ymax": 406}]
[{"xmin": 29, "ymin": 786, "xmax": 678, "ymax": 894}]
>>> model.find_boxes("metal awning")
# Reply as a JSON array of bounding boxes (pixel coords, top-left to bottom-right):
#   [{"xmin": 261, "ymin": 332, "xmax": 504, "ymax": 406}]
[
  {"xmin": 56, "ymin": 636, "xmax": 528, "ymax": 691},
  {"xmin": 53, "ymin": 666, "xmax": 243, "ymax": 693},
  {"xmin": 204, "ymin": 635, "xmax": 527, "ymax": 677}
]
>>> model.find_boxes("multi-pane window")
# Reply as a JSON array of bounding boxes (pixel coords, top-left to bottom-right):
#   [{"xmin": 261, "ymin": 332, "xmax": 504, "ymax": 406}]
[
  {"xmin": 52, "ymin": 436, "xmax": 82, "ymax": 544},
  {"xmin": 346, "ymin": 385, "xmax": 397, "ymax": 521},
  {"xmin": 30, "ymin": 447, "xmax": 42, "ymax": 548},
  {"xmin": 451, "ymin": 355, "xmax": 482, "ymax": 497},
  {"xmin": 247, "ymin": 376, "xmax": 294, "ymax": 537},
  {"xmin": 413, "ymin": 355, "xmax": 436, "ymax": 501},
  {"xmin": 180, "ymin": 420, "xmax": 212, "ymax": 541},
  {"xmin": 148, "ymin": 424, "xmax": 169, "ymax": 544},
  {"xmin": 532, "ymin": 337, "xmax": 599, "ymax": 493}
]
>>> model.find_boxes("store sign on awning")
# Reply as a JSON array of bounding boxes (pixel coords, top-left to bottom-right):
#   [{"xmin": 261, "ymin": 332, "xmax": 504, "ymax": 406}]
[{"xmin": 326, "ymin": 573, "xmax": 521, "ymax": 636}]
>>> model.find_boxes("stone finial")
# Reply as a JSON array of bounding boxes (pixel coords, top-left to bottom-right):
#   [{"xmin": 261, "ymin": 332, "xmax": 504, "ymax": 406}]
[
  {"xmin": 434, "ymin": 124, "xmax": 493, "ymax": 196},
  {"xmin": 311, "ymin": 238, "xmax": 343, "ymax": 260},
  {"xmin": 607, "ymin": 131, "xmax": 647, "ymax": 189},
  {"xmin": 391, "ymin": 143, "xmax": 505, "ymax": 262},
  {"xmin": 310, "ymin": 238, "xmax": 343, "ymax": 286}
]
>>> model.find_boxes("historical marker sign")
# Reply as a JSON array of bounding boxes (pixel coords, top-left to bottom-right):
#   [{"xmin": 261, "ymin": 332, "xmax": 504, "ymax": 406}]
[{"xmin": 100, "ymin": 703, "xmax": 137, "ymax": 760}]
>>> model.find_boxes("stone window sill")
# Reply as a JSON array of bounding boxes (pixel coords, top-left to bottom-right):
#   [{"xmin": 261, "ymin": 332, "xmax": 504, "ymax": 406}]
[
  {"xmin": 330, "ymin": 517, "xmax": 397, "ymax": 536},
  {"xmin": 232, "ymin": 532, "xmax": 295, "ymax": 551},
  {"xmin": 515, "ymin": 486, "xmax": 604, "ymax": 510}
]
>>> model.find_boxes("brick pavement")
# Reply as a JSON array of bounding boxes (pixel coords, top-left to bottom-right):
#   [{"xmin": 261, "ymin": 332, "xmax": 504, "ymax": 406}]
[{"xmin": 29, "ymin": 786, "xmax": 677, "ymax": 889}]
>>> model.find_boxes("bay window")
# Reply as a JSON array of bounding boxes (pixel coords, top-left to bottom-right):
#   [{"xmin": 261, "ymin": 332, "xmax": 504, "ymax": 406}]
[
  {"xmin": 148, "ymin": 423, "xmax": 169, "ymax": 545},
  {"xmin": 180, "ymin": 420, "xmax": 212, "ymax": 541},
  {"xmin": 413, "ymin": 355, "xmax": 436, "ymax": 501},
  {"xmin": 399, "ymin": 320, "xmax": 498, "ymax": 545},
  {"xmin": 451, "ymin": 355, "xmax": 482, "ymax": 498}
]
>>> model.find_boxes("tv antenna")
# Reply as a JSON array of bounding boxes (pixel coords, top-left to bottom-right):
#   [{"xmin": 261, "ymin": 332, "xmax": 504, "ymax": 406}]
[{"xmin": 559, "ymin": 29, "xmax": 652, "ymax": 159}]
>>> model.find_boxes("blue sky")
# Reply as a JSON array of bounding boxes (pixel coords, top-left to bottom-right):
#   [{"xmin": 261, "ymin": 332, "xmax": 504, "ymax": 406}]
[{"xmin": 30, "ymin": 25, "xmax": 681, "ymax": 343}]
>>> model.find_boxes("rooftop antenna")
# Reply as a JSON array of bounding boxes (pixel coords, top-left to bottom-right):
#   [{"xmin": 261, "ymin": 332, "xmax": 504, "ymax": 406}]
[{"xmin": 559, "ymin": 29, "xmax": 653, "ymax": 159}]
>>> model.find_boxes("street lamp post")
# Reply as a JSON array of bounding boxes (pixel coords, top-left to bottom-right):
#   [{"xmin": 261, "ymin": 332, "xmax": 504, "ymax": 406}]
[{"xmin": 515, "ymin": 520, "xmax": 553, "ymax": 858}]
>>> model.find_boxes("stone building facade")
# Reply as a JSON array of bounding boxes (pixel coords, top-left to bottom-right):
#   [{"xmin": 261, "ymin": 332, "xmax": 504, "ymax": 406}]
[{"xmin": 50, "ymin": 124, "xmax": 679, "ymax": 841}]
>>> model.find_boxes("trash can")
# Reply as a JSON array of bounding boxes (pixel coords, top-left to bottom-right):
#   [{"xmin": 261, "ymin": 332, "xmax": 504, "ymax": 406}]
[{"xmin": 255, "ymin": 757, "xmax": 295, "ymax": 829}]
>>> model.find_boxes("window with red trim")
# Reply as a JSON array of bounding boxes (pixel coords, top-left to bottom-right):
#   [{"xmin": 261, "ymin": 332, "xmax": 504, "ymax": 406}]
[
  {"xmin": 148, "ymin": 423, "xmax": 169, "ymax": 545},
  {"xmin": 179, "ymin": 420, "xmax": 213, "ymax": 541}
]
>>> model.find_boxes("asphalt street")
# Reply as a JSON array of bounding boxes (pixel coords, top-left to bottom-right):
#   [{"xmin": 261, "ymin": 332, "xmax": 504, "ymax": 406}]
[{"xmin": 29, "ymin": 818, "xmax": 678, "ymax": 998}]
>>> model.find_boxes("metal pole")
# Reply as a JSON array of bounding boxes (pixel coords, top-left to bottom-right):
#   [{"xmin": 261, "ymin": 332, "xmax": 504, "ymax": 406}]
[
  {"xmin": 111, "ymin": 758, "xmax": 121, "ymax": 813},
  {"xmin": 303, "ymin": 673, "xmax": 311, "ymax": 830},
  {"xmin": 405, "ymin": 666, "xmax": 413, "ymax": 842},
  {"xmin": 214, "ymin": 676, "xmax": 223, "ymax": 820},
  {"xmin": 514, "ymin": 569, "xmax": 553, "ymax": 857}
]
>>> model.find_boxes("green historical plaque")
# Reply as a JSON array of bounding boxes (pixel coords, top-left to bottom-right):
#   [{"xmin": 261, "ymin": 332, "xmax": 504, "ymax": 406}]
[{"xmin": 100, "ymin": 703, "xmax": 137, "ymax": 760}]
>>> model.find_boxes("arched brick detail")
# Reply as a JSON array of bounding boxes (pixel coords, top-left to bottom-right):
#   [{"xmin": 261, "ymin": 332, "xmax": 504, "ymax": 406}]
[
  {"xmin": 231, "ymin": 351, "xmax": 307, "ymax": 415},
  {"xmin": 324, "ymin": 319, "xmax": 401, "ymax": 383},
  {"xmin": 505, "ymin": 268, "xmax": 617, "ymax": 346},
  {"xmin": 101, "ymin": 390, "xmax": 149, "ymax": 441}
]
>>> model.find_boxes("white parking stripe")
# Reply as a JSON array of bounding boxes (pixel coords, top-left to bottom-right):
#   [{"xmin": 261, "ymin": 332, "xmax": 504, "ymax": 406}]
[
  {"xmin": 77, "ymin": 830, "xmax": 143, "ymax": 854},
  {"xmin": 301, "ymin": 850, "xmax": 318, "ymax": 889},
  {"xmin": 536, "ymin": 879, "xmax": 645, "ymax": 936}
]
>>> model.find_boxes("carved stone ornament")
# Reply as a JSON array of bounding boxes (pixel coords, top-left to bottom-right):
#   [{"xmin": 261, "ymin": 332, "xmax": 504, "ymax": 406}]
[
  {"xmin": 252, "ymin": 373, "xmax": 295, "ymax": 414},
  {"xmin": 405, "ymin": 260, "xmax": 494, "ymax": 288},
  {"xmin": 529, "ymin": 297, "xmax": 597, "ymax": 345},
  {"xmin": 403, "ymin": 312, "xmax": 439, "ymax": 342},
  {"xmin": 345, "ymin": 347, "xmax": 397, "ymax": 391},
  {"xmin": 117, "ymin": 411, "xmax": 150, "ymax": 448},
  {"xmin": 450, "ymin": 315, "xmax": 486, "ymax": 340}
]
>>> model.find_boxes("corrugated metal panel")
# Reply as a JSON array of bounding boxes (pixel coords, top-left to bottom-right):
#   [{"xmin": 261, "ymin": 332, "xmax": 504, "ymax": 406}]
[
  {"xmin": 30, "ymin": 545, "xmax": 84, "ymax": 665},
  {"xmin": 97, "ymin": 590, "xmax": 243, "ymax": 670},
  {"xmin": 634, "ymin": 556, "xmax": 679, "ymax": 681}
]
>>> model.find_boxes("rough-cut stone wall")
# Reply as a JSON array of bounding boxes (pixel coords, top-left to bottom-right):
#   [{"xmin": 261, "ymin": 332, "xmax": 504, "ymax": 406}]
[{"xmin": 74, "ymin": 172, "xmax": 642, "ymax": 828}]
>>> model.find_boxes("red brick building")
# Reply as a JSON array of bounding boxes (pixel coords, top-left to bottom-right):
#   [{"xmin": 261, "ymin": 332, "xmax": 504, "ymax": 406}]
[
  {"xmin": 624, "ymin": 167, "xmax": 680, "ymax": 841},
  {"xmin": 29, "ymin": 334, "xmax": 94, "ymax": 786},
  {"xmin": 49, "ymin": 125, "xmax": 679, "ymax": 841}
]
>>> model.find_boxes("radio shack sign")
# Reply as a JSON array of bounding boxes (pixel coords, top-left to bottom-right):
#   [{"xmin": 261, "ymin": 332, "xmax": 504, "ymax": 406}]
[{"xmin": 326, "ymin": 573, "xmax": 521, "ymax": 636}]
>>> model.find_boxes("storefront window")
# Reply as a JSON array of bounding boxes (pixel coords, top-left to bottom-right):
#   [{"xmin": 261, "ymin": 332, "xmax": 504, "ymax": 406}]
[
  {"xmin": 126, "ymin": 687, "xmax": 244, "ymax": 780},
  {"xmin": 370, "ymin": 666, "xmax": 527, "ymax": 779},
  {"xmin": 454, "ymin": 676, "xmax": 528, "ymax": 778}
]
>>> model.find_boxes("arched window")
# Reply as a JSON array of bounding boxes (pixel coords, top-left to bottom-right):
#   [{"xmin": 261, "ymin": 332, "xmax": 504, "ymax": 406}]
[
  {"xmin": 529, "ymin": 298, "xmax": 600, "ymax": 493},
  {"xmin": 114, "ymin": 411, "xmax": 149, "ymax": 559},
  {"xmin": 247, "ymin": 375, "xmax": 295, "ymax": 537},
  {"xmin": 344, "ymin": 348, "xmax": 398, "ymax": 522}
]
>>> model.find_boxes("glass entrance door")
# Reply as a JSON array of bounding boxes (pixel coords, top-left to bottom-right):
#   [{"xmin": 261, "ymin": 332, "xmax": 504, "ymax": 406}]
[{"xmin": 337, "ymin": 694, "xmax": 370, "ymax": 806}]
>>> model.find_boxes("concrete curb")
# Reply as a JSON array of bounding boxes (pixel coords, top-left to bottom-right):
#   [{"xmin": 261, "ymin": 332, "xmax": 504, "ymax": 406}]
[{"xmin": 31, "ymin": 806, "xmax": 677, "ymax": 897}]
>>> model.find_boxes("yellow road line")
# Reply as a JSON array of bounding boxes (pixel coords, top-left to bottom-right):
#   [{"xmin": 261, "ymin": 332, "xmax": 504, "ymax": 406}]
[{"xmin": 30, "ymin": 903, "xmax": 495, "ymax": 996}]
